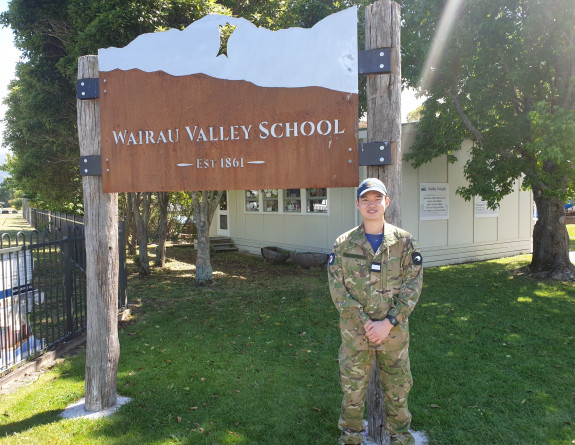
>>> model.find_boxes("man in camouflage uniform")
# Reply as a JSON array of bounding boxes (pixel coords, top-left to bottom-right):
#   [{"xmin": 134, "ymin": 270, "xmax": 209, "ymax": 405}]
[{"xmin": 328, "ymin": 178, "xmax": 423, "ymax": 445}]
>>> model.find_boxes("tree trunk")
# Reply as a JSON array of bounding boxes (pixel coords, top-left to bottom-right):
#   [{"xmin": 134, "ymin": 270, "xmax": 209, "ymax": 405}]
[
  {"xmin": 155, "ymin": 192, "xmax": 170, "ymax": 268},
  {"xmin": 365, "ymin": 1, "xmax": 402, "ymax": 442},
  {"xmin": 532, "ymin": 192, "xmax": 575, "ymax": 281},
  {"xmin": 126, "ymin": 192, "xmax": 137, "ymax": 255},
  {"xmin": 131, "ymin": 192, "xmax": 150, "ymax": 276},
  {"xmin": 78, "ymin": 55, "xmax": 120, "ymax": 412},
  {"xmin": 191, "ymin": 190, "xmax": 223, "ymax": 285}
]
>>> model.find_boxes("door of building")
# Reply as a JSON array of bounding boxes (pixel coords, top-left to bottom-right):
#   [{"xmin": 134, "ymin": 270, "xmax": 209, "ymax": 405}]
[{"xmin": 217, "ymin": 191, "xmax": 230, "ymax": 237}]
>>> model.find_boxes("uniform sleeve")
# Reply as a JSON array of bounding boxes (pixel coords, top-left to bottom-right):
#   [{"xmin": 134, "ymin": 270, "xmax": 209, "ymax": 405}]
[
  {"xmin": 328, "ymin": 241, "xmax": 371, "ymax": 326},
  {"xmin": 386, "ymin": 237, "xmax": 423, "ymax": 323}
]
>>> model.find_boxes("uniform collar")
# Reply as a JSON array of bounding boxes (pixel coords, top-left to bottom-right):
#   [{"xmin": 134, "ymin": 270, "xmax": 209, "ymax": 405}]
[{"xmin": 350, "ymin": 222, "xmax": 400, "ymax": 252}]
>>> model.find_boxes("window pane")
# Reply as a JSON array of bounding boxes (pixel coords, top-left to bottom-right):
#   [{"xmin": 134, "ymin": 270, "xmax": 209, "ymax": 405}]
[
  {"xmin": 306, "ymin": 188, "xmax": 327, "ymax": 213},
  {"xmin": 245, "ymin": 190, "xmax": 260, "ymax": 212},
  {"xmin": 220, "ymin": 191, "xmax": 227, "ymax": 211},
  {"xmin": 283, "ymin": 189, "xmax": 301, "ymax": 212},
  {"xmin": 220, "ymin": 214, "xmax": 228, "ymax": 230},
  {"xmin": 263, "ymin": 189, "xmax": 279, "ymax": 212}
]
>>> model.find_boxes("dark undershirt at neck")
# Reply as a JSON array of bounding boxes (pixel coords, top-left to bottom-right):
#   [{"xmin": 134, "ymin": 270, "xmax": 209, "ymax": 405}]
[{"xmin": 365, "ymin": 232, "xmax": 383, "ymax": 254}]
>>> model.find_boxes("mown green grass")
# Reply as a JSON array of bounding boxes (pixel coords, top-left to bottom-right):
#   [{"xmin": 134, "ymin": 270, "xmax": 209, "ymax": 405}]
[
  {"xmin": 0, "ymin": 211, "xmax": 35, "ymax": 243},
  {"xmin": 568, "ymin": 224, "xmax": 574, "ymax": 250},
  {"xmin": 0, "ymin": 247, "xmax": 573, "ymax": 445}
]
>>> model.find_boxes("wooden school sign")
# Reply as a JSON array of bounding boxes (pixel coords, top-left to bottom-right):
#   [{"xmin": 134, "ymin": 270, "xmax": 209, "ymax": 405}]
[{"xmin": 98, "ymin": 8, "xmax": 359, "ymax": 193}]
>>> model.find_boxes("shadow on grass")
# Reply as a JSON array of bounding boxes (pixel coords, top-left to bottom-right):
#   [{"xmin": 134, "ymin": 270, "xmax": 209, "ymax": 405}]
[
  {"xmin": 0, "ymin": 409, "xmax": 64, "ymax": 436},
  {"xmin": 80, "ymin": 249, "xmax": 338, "ymax": 444}
]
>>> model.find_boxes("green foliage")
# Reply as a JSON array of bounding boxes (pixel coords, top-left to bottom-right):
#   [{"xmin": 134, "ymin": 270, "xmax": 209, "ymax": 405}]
[
  {"xmin": 524, "ymin": 102, "xmax": 575, "ymax": 200},
  {"xmin": 0, "ymin": 178, "xmax": 16, "ymax": 205},
  {"xmin": 8, "ymin": 189, "xmax": 24, "ymax": 210},
  {"xmin": 401, "ymin": 0, "xmax": 575, "ymax": 206},
  {"xmin": 0, "ymin": 251, "xmax": 574, "ymax": 443}
]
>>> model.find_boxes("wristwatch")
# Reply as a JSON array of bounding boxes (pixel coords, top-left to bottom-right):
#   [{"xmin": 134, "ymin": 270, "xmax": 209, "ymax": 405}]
[{"xmin": 386, "ymin": 314, "xmax": 399, "ymax": 326}]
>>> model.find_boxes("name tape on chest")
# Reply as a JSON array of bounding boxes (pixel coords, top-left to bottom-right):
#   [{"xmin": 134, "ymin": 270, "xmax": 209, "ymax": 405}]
[{"xmin": 370, "ymin": 262, "xmax": 381, "ymax": 272}]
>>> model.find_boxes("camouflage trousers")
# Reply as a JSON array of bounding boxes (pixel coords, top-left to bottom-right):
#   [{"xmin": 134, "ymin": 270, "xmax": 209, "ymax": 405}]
[{"xmin": 338, "ymin": 340, "xmax": 414, "ymax": 445}]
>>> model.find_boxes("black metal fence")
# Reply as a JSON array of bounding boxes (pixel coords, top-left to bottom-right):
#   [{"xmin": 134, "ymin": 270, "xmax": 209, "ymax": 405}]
[
  {"xmin": 0, "ymin": 201, "xmax": 128, "ymax": 375},
  {"xmin": 27, "ymin": 208, "xmax": 85, "ymax": 235},
  {"xmin": 1, "ymin": 228, "xmax": 86, "ymax": 374},
  {"xmin": 22, "ymin": 202, "xmax": 128, "ymax": 310}
]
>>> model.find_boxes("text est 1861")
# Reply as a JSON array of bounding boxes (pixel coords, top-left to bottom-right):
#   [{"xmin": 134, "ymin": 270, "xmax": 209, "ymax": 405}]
[{"xmin": 197, "ymin": 157, "xmax": 245, "ymax": 169}]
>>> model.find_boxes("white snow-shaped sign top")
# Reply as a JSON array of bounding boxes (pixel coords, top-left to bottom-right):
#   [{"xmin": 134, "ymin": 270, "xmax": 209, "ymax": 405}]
[{"xmin": 98, "ymin": 7, "xmax": 358, "ymax": 94}]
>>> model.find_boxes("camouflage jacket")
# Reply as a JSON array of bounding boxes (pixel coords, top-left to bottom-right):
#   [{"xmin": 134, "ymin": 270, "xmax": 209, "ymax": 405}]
[{"xmin": 328, "ymin": 223, "xmax": 423, "ymax": 350}]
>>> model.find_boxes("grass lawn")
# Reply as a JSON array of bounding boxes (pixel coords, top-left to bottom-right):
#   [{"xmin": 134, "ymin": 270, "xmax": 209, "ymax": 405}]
[
  {"xmin": 0, "ymin": 210, "xmax": 35, "ymax": 242},
  {"xmin": 568, "ymin": 224, "xmax": 574, "ymax": 250},
  {"xmin": 0, "ymin": 246, "xmax": 573, "ymax": 444}
]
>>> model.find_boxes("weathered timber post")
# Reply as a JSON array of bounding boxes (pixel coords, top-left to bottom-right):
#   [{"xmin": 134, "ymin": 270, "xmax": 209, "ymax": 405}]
[
  {"xmin": 77, "ymin": 55, "xmax": 120, "ymax": 412},
  {"xmin": 366, "ymin": 0, "xmax": 402, "ymax": 225},
  {"xmin": 365, "ymin": 1, "xmax": 401, "ymax": 443}
]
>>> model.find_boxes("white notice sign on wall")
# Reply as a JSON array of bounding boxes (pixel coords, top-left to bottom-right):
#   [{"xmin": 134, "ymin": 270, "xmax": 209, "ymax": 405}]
[
  {"xmin": 474, "ymin": 198, "xmax": 499, "ymax": 218},
  {"xmin": 420, "ymin": 183, "xmax": 449, "ymax": 220}
]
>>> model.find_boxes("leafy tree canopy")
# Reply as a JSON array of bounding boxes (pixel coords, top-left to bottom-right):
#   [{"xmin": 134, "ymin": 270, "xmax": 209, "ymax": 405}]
[
  {"xmin": 400, "ymin": 0, "xmax": 575, "ymax": 278},
  {"xmin": 401, "ymin": 0, "xmax": 575, "ymax": 206}
]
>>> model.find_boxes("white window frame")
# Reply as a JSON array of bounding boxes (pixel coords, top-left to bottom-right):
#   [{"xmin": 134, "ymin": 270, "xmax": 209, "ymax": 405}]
[{"xmin": 244, "ymin": 188, "xmax": 330, "ymax": 216}]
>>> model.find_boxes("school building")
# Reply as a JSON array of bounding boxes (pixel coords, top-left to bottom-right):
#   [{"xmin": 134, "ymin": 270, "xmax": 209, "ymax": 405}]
[{"xmin": 211, "ymin": 123, "xmax": 533, "ymax": 267}]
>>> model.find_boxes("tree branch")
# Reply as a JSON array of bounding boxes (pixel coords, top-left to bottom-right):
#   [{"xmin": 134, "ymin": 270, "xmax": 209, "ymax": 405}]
[
  {"xmin": 564, "ymin": 31, "xmax": 575, "ymax": 110},
  {"xmin": 447, "ymin": 90, "xmax": 484, "ymax": 147},
  {"xmin": 497, "ymin": 48, "xmax": 525, "ymax": 114}
]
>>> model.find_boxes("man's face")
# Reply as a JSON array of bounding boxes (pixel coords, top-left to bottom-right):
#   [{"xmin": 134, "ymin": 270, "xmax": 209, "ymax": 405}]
[{"xmin": 356, "ymin": 191, "xmax": 390, "ymax": 222}]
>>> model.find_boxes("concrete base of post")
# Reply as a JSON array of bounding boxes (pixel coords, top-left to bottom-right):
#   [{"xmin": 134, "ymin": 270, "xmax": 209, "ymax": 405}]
[
  {"xmin": 60, "ymin": 396, "xmax": 131, "ymax": 420},
  {"xmin": 361, "ymin": 422, "xmax": 429, "ymax": 445}
]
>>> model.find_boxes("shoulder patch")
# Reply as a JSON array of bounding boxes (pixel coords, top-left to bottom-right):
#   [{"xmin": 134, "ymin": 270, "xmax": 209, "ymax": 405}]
[
  {"xmin": 412, "ymin": 252, "xmax": 423, "ymax": 265},
  {"xmin": 329, "ymin": 253, "xmax": 335, "ymax": 265}
]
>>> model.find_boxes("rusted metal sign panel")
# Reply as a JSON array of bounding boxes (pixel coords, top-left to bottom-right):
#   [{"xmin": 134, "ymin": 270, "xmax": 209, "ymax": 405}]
[{"xmin": 98, "ymin": 8, "xmax": 358, "ymax": 193}]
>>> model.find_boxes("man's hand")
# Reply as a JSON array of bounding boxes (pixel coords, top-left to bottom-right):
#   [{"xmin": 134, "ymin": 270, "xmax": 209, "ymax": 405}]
[{"xmin": 364, "ymin": 319, "xmax": 394, "ymax": 345}]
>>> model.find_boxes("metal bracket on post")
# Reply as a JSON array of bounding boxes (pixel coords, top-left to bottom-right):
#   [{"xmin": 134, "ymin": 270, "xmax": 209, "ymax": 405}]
[
  {"xmin": 80, "ymin": 155, "xmax": 102, "ymax": 176},
  {"xmin": 359, "ymin": 142, "xmax": 392, "ymax": 166},
  {"xmin": 358, "ymin": 48, "xmax": 391, "ymax": 75},
  {"xmin": 77, "ymin": 78, "xmax": 99, "ymax": 99}
]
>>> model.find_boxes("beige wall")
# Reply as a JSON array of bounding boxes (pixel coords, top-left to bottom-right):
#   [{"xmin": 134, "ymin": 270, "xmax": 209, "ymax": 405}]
[
  {"xmin": 224, "ymin": 187, "xmax": 357, "ymax": 254},
  {"xmin": 400, "ymin": 125, "xmax": 533, "ymax": 267},
  {"xmin": 220, "ymin": 123, "xmax": 533, "ymax": 267}
]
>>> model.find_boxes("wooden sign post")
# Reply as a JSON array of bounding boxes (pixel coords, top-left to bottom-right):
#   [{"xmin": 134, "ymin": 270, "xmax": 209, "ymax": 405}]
[
  {"xmin": 77, "ymin": 55, "xmax": 120, "ymax": 412},
  {"xmin": 365, "ymin": 1, "xmax": 402, "ymax": 443},
  {"xmin": 366, "ymin": 0, "xmax": 402, "ymax": 224}
]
